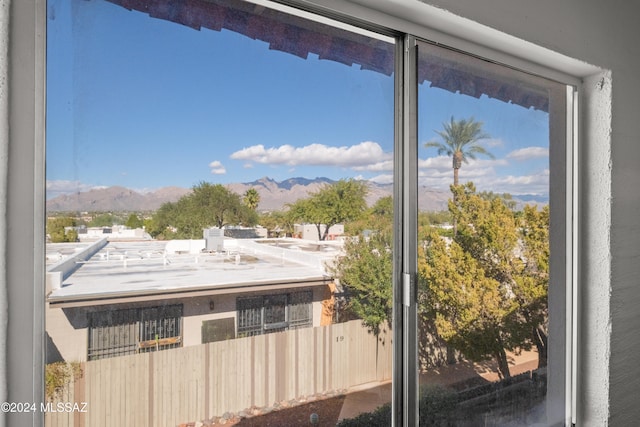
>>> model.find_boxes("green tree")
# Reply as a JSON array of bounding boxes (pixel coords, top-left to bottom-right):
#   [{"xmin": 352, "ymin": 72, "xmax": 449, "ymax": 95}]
[
  {"xmin": 259, "ymin": 210, "xmax": 293, "ymax": 237},
  {"xmin": 288, "ymin": 179, "xmax": 368, "ymax": 240},
  {"xmin": 243, "ymin": 188, "xmax": 260, "ymax": 211},
  {"xmin": 89, "ymin": 213, "xmax": 118, "ymax": 227},
  {"xmin": 346, "ymin": 196, "xmax": 393, "ymax": 236},
  {"xmin": 447, "ymin": 183, "xmax": 550, "ymax": 369},
  {"xmin": 149, "ymin": 182, "xmax": 257, "ymax": 239},
  {"xmin": 125, "ymin": 213, "xmax": 143, "ymax": 229},
  {"xmin": 420, "ymin": 228, "xmax": 517, "ymax": 379},
  {"xmin": 424, "ymin": 116, "xmax": 494, "ymax": 186},
  {"xmin": 47, "ymin": 217, "xmax": 78, "ymax": 243},
  {"xmin": 478, "ymin": 190, "xmax": 517, "ymax": 210},
  {"xmin": 332, "ymin": 231, "xmax": 393, "ymax": 336},
  {"xmin": 147, "ymin": 202, "xmax": 179, "ymax": 239},
  {"xmin": 512, "ymin": 204, "xmax": 549, "ymax": 367}
]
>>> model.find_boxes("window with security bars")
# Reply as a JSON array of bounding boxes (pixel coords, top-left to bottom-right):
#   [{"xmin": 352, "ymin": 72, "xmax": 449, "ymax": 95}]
[
  {"xmin": 237, "ymin": 291, "xmax": 313, "ymax": 337},
  {"xmin": 289, "ymin": 291, "xmax": 313, "ymax": 329},
  {"xmin": 87, "ymin": 304, "xmax": 183, "ymax": 360},
  {"xmin": 138, "ymin": 305, "xmax": 183, "ymax": 353},
  {"xmin": 237, "ymin": 296, "xmax": 264, "ymax": 337},
  {"xmin": 88, "ymin": 308, "xmax": 139, "ymax": 360}
]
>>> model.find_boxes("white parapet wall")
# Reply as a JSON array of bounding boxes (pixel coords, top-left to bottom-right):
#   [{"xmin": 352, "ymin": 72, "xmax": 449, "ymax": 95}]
[{"xmin": 46, "ymin": 238, "xmax": 109, "ymax": 282}]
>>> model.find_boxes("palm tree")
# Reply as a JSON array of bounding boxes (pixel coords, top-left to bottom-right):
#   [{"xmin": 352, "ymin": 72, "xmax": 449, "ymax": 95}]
[
  {"xmin": 425, "ymin": 117, "xmax": 494, "ymax": 186},
  {"xmin": 243, "ymin": 188, "xmax": 260, "ymax": 211}
]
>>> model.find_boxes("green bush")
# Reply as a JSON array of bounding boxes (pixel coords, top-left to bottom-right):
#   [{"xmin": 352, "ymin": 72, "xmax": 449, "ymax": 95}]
[
  {"xmin": 337, "ymin": 384, "xmax": 457, "ymax": 427},
  {"xmin": 419, "ymin": 384, "xmax": 457, "ymax": 426},
  {"xmin": 45, "ymin": 362, "xmax": 82, "ymax": 401},
  {"xmin": 336, "ymin": 401, "xmax": 391, "ymax": 427}
]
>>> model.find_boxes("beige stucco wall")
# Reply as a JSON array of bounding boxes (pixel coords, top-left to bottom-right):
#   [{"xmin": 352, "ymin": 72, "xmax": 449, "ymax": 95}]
[
  {"xmin": 46, "ymin": 303, "xmax": 88, "ymax": 363},
  {"xmin": 47, "ymin": 285, "xmax": 329, "ymax": 361}
]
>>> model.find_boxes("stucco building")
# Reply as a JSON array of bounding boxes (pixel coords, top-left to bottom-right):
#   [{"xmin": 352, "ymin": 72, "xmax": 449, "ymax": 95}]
[{"xmin": 46, "ymin": 238, "xmax": 337, "ymax": 362}]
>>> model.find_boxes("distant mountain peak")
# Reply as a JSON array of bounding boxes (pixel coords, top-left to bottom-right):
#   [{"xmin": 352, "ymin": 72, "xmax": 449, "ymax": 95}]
[
  {"xmin": 46, "ymin": 176, "xmax": 458, "ymax": 213},
  {"xmin": 243, "ymin": 176, "xmax": 336, "ymax": 191},
  {"xmin": 279, "ymin": 176, "xmax": 334, "ymax": 190}
]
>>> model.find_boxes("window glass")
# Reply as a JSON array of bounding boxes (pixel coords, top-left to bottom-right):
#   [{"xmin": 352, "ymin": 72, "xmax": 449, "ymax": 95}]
[
  {"xmin": 416, "ymin": 40, "xmax": 567, "ymax": 425},
  {"xmin": 45, "ymin": 0, "xmax": 394, "ymax": 425}
]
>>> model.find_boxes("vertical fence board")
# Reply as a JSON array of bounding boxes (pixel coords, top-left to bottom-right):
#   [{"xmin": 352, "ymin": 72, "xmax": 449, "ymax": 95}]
[{"xmin": 46, "ymin": 320, "xmax": 390, "ymax": 427}]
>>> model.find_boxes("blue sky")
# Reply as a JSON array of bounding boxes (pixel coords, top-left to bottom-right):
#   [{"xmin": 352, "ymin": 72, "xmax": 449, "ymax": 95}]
[{"xmin": 46, "ymin": 0, "xmax": 551, "ymax": 200}]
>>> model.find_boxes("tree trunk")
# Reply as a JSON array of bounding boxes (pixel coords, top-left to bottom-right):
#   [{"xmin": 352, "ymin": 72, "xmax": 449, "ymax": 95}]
[
  {"xmin": 452, "ymin": 166, "xmax": 460, "ymax": 236},
  {"xmin": 321, "ymin": 223, "xmax": 331, "ymax": 241},
  {"xmin": 532, "ymin": 325, "xmax": 548, "ymax": 368},
  {"xmin": 446, "ymin": 345, "xmax": 457, "ymax": 365},
  {"xmin": 495, "ymin": 346, "xmax": 511, "ymax": 380}
]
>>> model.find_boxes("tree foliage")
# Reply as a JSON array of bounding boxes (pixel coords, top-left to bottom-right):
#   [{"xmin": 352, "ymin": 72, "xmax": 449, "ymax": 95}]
[
  {"xmin": 419, "ymin": 182, "xmax": 550, "ymax": 377},
  {"xmin": 424, "ymin": 117, "xmax": 494, "ymax": 186},
  {"xmin": 148, "ymin": 182, "xmax": 257, "ymax": 239},
  {"xmin": 346, "ymin": 195, "xmax": 393, "ymax": 236},
  {"xmin": 125, "ymin": 213, "xmax": 143, "ymax": 229},
  {"xmin": 288, "ymin": 179, "xmax": 368, "ymax": 240},
  {"xmin": 243, "ymin": 188, "xmax": 260, "ymax": 211},
  {"xmin": 332, "ymin": 232, "xmax": 393, "ymax": 336},
  {"xmin": 88, "ymin": 213, "xmax": 119, "ymax": 227},
  {"xmin": 420, "ymin": 229, "xmax": 517, "ymax": 379},
  {"xmin": 47, "ymin": 217, "xmax": 78, "ymax": 243},
  {"xmin": 259, "ymin": 210, "xmax": 294, "ymax": 238}
]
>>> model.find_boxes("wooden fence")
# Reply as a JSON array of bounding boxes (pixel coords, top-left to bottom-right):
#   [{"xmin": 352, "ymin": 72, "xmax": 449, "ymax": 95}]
[{"xmin": 45, "ymin": 320, "xmax": 391, "ymax": 427}]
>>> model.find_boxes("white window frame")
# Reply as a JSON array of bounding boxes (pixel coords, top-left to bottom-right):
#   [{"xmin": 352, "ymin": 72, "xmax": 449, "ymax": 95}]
[{"xmin": 6, "ymin": 0, "xmax": 602, "ymax": 426}]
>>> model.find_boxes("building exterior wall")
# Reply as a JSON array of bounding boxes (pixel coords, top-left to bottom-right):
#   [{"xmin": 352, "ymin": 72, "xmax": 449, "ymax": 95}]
[
  {"xmin": 182, "ymin": 294, "xmax": 238, "ymax": 347},
  {"xmin": 46, "ymin": 303, "xmax": 88, "ymax": 363},
  {"xmin": 294, "ymin": 224, "xmax": 344, "ymax": 240},
  {"xmin": 47, "ymin": 285, "xmax": 330, "ymax": 362}
]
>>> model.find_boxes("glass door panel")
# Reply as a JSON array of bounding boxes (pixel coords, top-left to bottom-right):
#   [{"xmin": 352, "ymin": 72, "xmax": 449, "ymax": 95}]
[
  {"xmin": 416, "ymin": 40, "xmax": 568, "ymax": 425},
  {"xmin": 45, "ymin": 0, "xmax": 395, "ymax": 425}
]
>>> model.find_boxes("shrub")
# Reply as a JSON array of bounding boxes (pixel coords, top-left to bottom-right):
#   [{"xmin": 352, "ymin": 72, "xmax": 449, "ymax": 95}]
[
  {"xmin": 336, "ymin": 402, "xmax": 391, "ymax": 427},
  {"xmin": 337, "ymin": 384, "xmax": 457, "ymax": 427},
  {"xmin": 419, "ymin": 384, "xmax": 457, "ymax": 426},
  {"xmin": 45, "ymin": 362, "xmax": 83, "ymax": 401}
]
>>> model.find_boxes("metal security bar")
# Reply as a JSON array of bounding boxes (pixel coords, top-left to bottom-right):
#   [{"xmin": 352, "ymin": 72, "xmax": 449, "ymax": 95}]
[
  {"xmin": 237, "ymin": 291, "xmax": 313, "ymax": 337},
  {"xmin": 88, "ymin": 305, "xmax": 183, "ymax": 360},
  {"xmin": 288, "ymin": 291, "xmax": 313, "ymax": 329},
  {"xmin": 88, "ymin": 308, "xmax": 139, "ymax": 360}
]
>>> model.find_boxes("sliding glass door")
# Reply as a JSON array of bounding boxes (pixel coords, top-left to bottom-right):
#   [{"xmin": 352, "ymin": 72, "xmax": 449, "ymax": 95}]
[
  {"xmin": 46, "ymin": 0, "xmax": 395, "ymax": 425},
  {"xmin": 415, "ymin": 39, "xmax": 571, "ymax": 426},
  {"xmin": 45, "ymin": 2, "xmax": 574, "ymax": 426}
]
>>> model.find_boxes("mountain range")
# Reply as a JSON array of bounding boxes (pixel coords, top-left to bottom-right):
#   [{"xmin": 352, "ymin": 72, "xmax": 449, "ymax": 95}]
[{"xmin": 45, "ymin": 176, "xmax": 545, "ymax": 213}]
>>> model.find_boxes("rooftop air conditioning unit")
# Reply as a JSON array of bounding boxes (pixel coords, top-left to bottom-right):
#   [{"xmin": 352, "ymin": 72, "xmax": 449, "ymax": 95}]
[{"xmin": 203, "ymin": 228, "xmax": 224, "ymax": 252}]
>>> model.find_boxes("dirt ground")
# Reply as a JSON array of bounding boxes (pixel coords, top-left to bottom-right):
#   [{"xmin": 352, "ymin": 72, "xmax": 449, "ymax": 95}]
[{"xmin": 225, "ymin": 395, "xmax": 345, "ymax": 427}]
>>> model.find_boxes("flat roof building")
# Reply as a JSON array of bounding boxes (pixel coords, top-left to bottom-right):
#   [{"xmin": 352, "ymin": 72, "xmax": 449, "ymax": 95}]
[{"xmin": 46, "ymin": 237, "xmax": 340, "ymax": 362}]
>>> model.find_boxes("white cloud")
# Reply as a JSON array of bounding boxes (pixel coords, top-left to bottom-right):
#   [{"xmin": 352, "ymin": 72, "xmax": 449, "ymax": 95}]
[
  {"xmin": 47, "ymin": 180, "xmax": 95, "ymax": 194},
  {"xmin": 418, "ymin": 156, "xmax": 507, "ymax": 176},
  {"xmin": 479, "ymin": 170, "xmax": 550, "ymax": 195},
  {"xmin": 230, "ymin": 141, "xmax": 392, "ymax": 168},
  {"xmin": 46, "ymin": 180, "xmax": 107, "ymax": 199},
  {"xmin": 353, "ymin": 159, "xmax": 393, "ymax": 172},
  {"xmin": 484, "ymin": 138, "xmax": 505, "ymax": 148},
  {"xmin": 368, "ymin": 174, "xmax": 394, "ymax": 184},
  {"xmin": 417, "ymin": 152, "xmax": 549, "ymax": 196},
  {"xmin": 209, "ymin": 160, "xmax": 227, "ymax": 175},
  {"xmin": 506, "ymin": 146, "xmax": 548, "ymax": 161}
]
